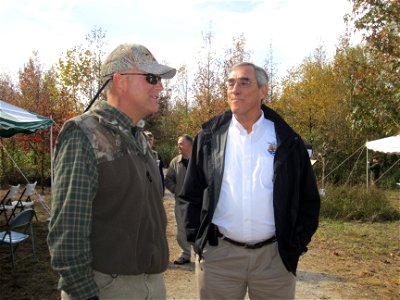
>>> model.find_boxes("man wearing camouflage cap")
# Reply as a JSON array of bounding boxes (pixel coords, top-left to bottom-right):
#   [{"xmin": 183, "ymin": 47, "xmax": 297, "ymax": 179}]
[{"xmin": 48, "ymin": 44, "xmax": 176, "ymax": 300}]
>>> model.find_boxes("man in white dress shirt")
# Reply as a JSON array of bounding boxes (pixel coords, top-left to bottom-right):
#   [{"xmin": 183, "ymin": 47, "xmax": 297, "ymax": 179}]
[{"xmin": 179, "ymin": 62, "xmax": 320, "ymax": 299}]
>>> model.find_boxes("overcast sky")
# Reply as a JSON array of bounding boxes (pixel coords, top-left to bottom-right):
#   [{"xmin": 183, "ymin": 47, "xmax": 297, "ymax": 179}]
[{"xmin": 0, "ymin": 0, "xmax": 356, "ymax": 80}]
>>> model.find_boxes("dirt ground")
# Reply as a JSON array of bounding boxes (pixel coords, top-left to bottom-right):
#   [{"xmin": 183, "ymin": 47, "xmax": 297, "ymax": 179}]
[{"xmin": 0, "ymin": 187, "xmax": 398, "ymax": 299}]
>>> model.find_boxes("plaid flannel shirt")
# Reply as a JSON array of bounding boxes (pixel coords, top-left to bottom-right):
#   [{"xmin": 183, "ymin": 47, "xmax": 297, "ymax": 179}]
[{"xmin": 47, "ymin": 101, "xmax": 142, "ymax": 299}]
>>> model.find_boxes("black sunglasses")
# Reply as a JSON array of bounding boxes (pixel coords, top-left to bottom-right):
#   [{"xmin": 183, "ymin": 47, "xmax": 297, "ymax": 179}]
[
  {"xmin": 120, "ymin": 73, "xmax": 162, "ymax": 85},
  {"xmin": 84, "ymin": 72, "xmax": 162, "ymax": 112}
]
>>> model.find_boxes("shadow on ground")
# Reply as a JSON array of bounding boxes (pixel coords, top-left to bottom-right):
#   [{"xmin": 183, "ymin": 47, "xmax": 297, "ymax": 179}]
[{"xmin": 297, "ymin": 271, "xmax": 346, "ymax": 283}]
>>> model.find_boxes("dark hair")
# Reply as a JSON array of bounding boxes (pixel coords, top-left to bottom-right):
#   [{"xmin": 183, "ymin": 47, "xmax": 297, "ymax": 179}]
[{"xmin": 179, "ymin": 134, "xmax": 193, "ymax": 144}]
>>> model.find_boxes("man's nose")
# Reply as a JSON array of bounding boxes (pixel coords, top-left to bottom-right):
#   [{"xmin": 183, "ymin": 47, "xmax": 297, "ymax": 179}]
[
  {"xmin": 231, "ymin": 82, "xmax": 241, "ymax": 93},
  {"xmin": 155, "ymin": 80, "xmax": 164, "ymax": 90}
]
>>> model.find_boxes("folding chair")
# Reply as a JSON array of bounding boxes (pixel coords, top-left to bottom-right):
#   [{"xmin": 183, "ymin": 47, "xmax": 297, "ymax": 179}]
[
  {"xmin": 0, "ymin": 209, "xmax": 37, "ymax": 268},
  {"xmin": 0, "ymin": 184, "xmax": 20, "ymax": 225},
  {"xmin": 11, "ymin": 181, "xmax": 38, "ymax": 221}
]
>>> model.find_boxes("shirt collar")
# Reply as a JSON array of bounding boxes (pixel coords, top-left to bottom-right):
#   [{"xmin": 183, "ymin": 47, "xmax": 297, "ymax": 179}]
[
  {"xmin": 135, "ymin": 119, "xmax": 146, "ymax": 128},
  {"xmin": 231, "ymin": 110, "xmax": 264, "ymax": 135},
  {"xmin": 178, "ymin": 154, "xmax": 190, "ymax": 162}
]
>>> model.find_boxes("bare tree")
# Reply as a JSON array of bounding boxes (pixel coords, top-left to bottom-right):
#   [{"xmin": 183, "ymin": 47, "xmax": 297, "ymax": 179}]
[
  {"xmin": 174, "ymin": 64, "xmax": 190, "ymax": 114},
  {"xmin": 85, "ymin": 26, "xmax": 108, "ymax": 99},
  {"xmin": 263, "ymin": 41, "xmax": 279, "ymax": 103}
]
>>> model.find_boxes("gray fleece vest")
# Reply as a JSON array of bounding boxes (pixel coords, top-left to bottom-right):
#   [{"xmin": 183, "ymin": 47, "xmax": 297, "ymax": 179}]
[{"xmin": 77, "ymin": 114, "xmax": 168, "ymax": 275}]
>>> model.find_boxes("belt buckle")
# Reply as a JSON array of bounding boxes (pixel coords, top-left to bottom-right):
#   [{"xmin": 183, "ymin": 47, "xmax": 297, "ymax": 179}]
[
  {"xmin": 243, "ymin": 243, "xmax": 252, "ymax": 249},
  {"xmin": 244, "ymin": 242, "xmax": 258, "ymax": 249}
]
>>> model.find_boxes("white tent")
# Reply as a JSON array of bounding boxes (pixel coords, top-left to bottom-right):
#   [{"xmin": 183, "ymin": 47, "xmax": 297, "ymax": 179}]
[
  {"xmin": 321, "ymin": 135, "xmax": 399, "ymax": 189},
  {"xmin": 365, "ymin": 135, "xmax": 400, "ymax": 187},
  {"xmin": 366, "ymin": 135, "xmax": 400, "ymax": 154}
]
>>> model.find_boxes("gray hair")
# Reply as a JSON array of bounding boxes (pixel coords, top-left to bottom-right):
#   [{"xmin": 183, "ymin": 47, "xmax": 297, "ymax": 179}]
[{"xmin": 231, "ymin": 62, "xmax": 269, "ymax": 87}]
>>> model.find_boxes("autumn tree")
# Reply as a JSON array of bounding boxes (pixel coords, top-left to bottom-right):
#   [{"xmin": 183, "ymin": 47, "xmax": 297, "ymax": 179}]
[
  {"xmin": 0, "ymin": 73, "xmax": 17, "ymax": 104},
  {"xmin": 335, "ymin": 42, "xmax": 397, "ymax": 138},
  {"xmin": 344, "ymin": 0, "xmax": 399, "ymax": 137},
  {"xmin": 346, "ymin": 0, "xmax": 400, "ymax": 61},
  {"xmin": 273, "ymin": 47, "xmax": 336, "ymax": 142},
  {"xmin": 55, "ymin": 26, "xmax": 108, "ymax": 115},
  {"xmin": 220, "ymin": 34, "xmax": 252, "ymax": 105},
  {"xmin": 145, "ymin": 76, "xmax": 173, "ymax": 137},
  {"xmin": 3, "ymin": 52, "xmax": 58, "ymax": 188},
  {"xmin": 55, "ymin": 46, "xmax": 93, "ymax": 113},
  {"xmin": 170, "ymin": 64, "xmax": 195, "ymax": 143},
  {"xmin": 193, "ymin": 30, "xmax": 222, "ymax": 107},
  {"xmin": 222, "ymin": 34, "xmax": 251, "ymax": 81},
  {"xmin": 189, "ymin": 30, "xmax": 224, "ymax": 132},
  {"xmin": 272, "ymin": 46, "xmax": 357, "ymax": 184},
  {"xmin": 0, "ymin": 73, "xmax": 19, "ymax": 185}
]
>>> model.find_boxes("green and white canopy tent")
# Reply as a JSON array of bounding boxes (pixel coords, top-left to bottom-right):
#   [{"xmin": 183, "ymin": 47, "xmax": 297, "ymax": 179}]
[
  {"xmin": 0, "ymin": 100, "xmax": 54, "ymax": 215},
  {"xmin": 0, "ymin": 100, "xmax": 53, "ymax": 137}
]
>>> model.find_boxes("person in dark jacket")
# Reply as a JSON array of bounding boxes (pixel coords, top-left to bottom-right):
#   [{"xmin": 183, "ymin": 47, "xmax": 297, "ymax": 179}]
[
  {"xmin": 179, "ymin": 62, "xmax": 320, "ymax": 299},
  {"xmin": 165, "ymin": 134, "xmax": 194, "ymax": 265},
  {"xmin": 368, "ymin": 157, "xmax": 381, "ymax": 186},
  {"xmin": 145, "ymin": 131, "xmax": 166, "ymax": 194}
]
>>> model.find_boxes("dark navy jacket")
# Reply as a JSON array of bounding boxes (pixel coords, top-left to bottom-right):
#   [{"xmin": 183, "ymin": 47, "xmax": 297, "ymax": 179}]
[{"xmin": 179, "ymin": 104, "xmax": 320, "ymax": 274}]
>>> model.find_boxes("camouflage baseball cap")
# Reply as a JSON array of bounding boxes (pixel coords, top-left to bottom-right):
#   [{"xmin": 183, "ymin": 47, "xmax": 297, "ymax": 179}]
[{"xmin": 101, "ymin": 43, "xmax": 176, "ymax": 81}]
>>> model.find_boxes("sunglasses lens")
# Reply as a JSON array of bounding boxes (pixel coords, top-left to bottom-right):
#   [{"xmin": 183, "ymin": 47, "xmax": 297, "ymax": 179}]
[{"xmin": 146, "ymin": 74, "xmax": 160, "ymax": 85}]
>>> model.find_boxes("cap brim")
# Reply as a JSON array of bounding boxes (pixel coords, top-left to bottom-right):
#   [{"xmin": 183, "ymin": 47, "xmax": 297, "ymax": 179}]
[{"xmin": 138, "ymin": 62, "xmax": 176, "ymax": 79}]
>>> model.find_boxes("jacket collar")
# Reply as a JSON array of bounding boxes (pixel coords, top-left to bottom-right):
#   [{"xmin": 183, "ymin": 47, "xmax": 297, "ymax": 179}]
[
  {"xmin": 88, "ymin": 101, "xmax": 148, "ymax": 155},
  {"xmin": 202, "ymin": 104, "xmax": 297, "ymax": 147},
  {"xmin": 90, "ymin": 101, "xmax": 146, "ymax": 133}
]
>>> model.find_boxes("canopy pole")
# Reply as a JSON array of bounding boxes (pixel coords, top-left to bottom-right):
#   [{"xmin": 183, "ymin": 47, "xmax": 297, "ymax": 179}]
[
  {"xmin": 366, "ymin": 142, "xmax": 369, "ymax": 189},
  {"xmin": 50, "ymin": 122, "xmax": 54, "ymax": 190},
  {"xmin": 324, "ymin": 144, "xmax": 365, "ymax": 180},
  {"xmin": 376, "ymin": 157, "xmax": 400, "ymax": 183},
  {"xmin": 0, "ymin": 141, "xmax": 29, "ymax": 183}
]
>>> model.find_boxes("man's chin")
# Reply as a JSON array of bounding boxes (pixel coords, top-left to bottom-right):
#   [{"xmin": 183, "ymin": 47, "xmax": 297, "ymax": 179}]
[
  {"xmin": 148, "ymin": 104, "xmax": 159, "ymax": 114},
  {"xmin": 229, "ymin": 102, "xmax": 241, "ymax": 112}
]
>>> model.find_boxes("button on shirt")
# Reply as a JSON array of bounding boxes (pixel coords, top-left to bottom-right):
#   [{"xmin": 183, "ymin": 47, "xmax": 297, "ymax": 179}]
[{"xmin": 212, "ymin": 112, "xmax": 277, "ymax": 243}]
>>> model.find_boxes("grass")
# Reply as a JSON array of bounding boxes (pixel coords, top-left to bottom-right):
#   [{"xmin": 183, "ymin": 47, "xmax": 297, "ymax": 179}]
[
  {"xmin": 300, "ymin": 219, "xmax": 400, "ymax": 299},
  {"xmin": 0, "ymin": 217, "xmax": 59, "ymax": 300},
  {"xmin": 320, "ymin": 185, "xmax": 400, "ymax": 221}
]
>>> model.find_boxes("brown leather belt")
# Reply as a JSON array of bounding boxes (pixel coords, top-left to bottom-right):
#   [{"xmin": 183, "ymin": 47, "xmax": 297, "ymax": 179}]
[{"xmin": 217, "ymin": 230, "xmax": 277, "ymax": 249}]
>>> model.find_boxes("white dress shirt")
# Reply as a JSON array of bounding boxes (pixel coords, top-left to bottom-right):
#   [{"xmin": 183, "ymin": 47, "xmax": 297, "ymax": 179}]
[{"xmin": 212, "ymin": 112, "xmax": 277, "ymax": 243}]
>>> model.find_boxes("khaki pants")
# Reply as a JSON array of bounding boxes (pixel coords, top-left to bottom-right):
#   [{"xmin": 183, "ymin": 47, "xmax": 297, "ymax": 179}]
[
  {"xmin": 196, "ymin": 238, "xmax": 296, "ymax": 300},
  {"xmin": 175, "ymin": 202, "xmax": 192, "ymax": 260},
  {"xmin": 61, "ymin": 271, "xmax": 166, "ymax": 300}
]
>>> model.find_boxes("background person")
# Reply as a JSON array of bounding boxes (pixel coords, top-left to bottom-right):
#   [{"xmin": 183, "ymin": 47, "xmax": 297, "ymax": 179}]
[
  {"xmin": 47, "ymin": 43, "xmax": 176, "ymax": 300},
  {"xmin": 165, "ymin": 134, "xmax": 193, "ymax": 265},
  {"xmin": 145, "ymin": 130, "xmax": 165, "ymax": 194},
  {"xmin": 369, "ymin": 157, "xmax": 381, "ymax": 186},
  {"xmin": 179, "ymin": 62, "xmax": 320, "ymax": 299}
]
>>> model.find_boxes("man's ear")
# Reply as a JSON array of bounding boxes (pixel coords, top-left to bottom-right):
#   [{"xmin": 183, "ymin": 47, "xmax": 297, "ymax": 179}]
[
  {"xmin": 112, "ymin": 73, "xmax": 126, "ymax": 90},
  {"xmin": 260, "ymin": 84, "xmax": 269, "ymax": 101}
]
